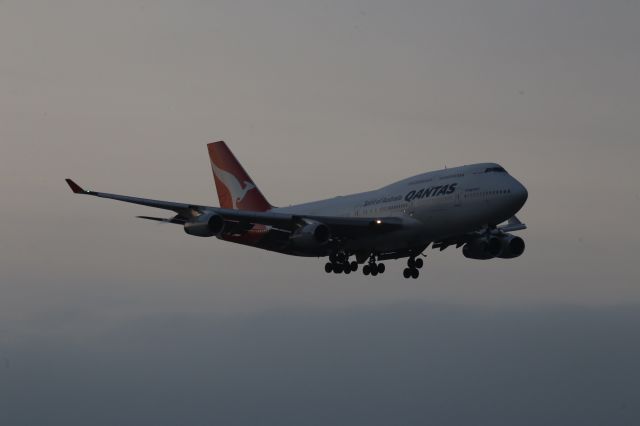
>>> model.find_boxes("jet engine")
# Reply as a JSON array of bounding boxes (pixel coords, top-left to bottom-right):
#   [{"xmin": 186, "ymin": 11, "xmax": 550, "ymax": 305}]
[
  {"xmin": 289, "ymin": 221, "xmax": 331, "ymax": 248},
  {"xmin": 496, "ymin": 234, "xmax": 525, "ymax": 258},
  {"xmin": 184, "ymin": 212, "xmax": 226, "ymax": 237},
  {"xmin": 462, "ymin": 236, "xmax": 502, "ymax": 260}
]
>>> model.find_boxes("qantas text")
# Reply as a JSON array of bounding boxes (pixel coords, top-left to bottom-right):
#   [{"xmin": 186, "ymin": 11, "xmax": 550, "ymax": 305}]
[{"xmin": 404, "ymin": 183, "xmax": 458, "ymax": 202}]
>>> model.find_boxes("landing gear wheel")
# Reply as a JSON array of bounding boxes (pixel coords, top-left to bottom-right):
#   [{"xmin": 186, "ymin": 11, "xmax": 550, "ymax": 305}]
[
  {"xmin": 325, "ymin": 262, "xmax": 333, "ymax": 273},
  {"xmin": 363, "ymin": 264, "xmax": 370, "ymax": 276},
  {"xmin": 407, "ymin": 258, "xmax": 415, "ymax": 268},
  {"xmin": 377, "ymin": 263, "xmax": 385, "ymax": 274},
  {"xmin": 370, "ymin": 267, "xmax": 378, "ymax": 277},
  {"xmin": 414, "ymin": 258, "xmax": 423, "ymax": 269},
  {"xmin": 403, "ymin": 268, "xmax": 411, "ymax": 279},
  {"xmin": 411, "ymin": 268, "xmax": 419, "ymax": 279},
  {"xmin": 350, "ymin": 261, "xmax": 358, "ymax": 272},
  {"xmin": 343, "ymin": 265, "xmax": 351, "ymax": 274},
  {"xmin": 334, "ymin": 264, "xmax": 343, "ymax": 273}
]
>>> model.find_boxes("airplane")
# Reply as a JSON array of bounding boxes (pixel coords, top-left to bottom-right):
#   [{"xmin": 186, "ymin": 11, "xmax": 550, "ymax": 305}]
[{"xmin": 65, "ymin": 141, "xmax": 528, "ymax": 279}]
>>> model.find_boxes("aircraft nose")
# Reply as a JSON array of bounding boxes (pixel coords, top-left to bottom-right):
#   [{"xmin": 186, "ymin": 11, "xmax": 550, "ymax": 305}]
[{"xmin": 512, "ymin": 179, "xmax": 528, "ymax": 208}]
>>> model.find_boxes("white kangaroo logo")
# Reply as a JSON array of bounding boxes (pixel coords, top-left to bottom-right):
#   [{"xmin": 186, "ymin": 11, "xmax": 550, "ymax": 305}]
[{"xmin": 211, "ymin": 161, "xmax": 256, "ymax": 209}]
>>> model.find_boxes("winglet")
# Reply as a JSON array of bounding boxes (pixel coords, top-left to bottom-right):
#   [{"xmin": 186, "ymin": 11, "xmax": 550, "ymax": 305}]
[{"xmin": 65, "ymin": 178, "xmax": 87, "ymax": 194}]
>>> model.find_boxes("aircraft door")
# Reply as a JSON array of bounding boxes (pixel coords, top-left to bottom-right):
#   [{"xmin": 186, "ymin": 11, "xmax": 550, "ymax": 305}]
[
  {"xmin": 404, "ymin": 196, "xmax": 415, "ymax": 217},
  {"xmin": 453, "ymin": 189, "xmax": 462, "ymax": 208}
]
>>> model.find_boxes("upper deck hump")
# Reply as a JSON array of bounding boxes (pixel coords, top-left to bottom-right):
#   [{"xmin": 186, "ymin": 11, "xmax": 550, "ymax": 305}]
[
  {"xmin": 379, "ymin": 162, "xmax": 503, "ymax": 190},
  {"xmin": 273, "ymin": 162, "xmax": 506, "ymax": 215}
]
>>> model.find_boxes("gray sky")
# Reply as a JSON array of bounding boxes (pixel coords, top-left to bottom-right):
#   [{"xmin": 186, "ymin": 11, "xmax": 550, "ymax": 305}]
[
  {"xmin": 2, "ymin": 0, "xmax": 639, "ymax": 321},
  {"xmin": 0, "ymin": 1, "xmax": 639, "ymax": 423}
]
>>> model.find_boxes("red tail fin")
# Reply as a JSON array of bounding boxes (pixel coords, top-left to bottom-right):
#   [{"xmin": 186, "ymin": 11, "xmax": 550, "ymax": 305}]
[{"xmin": 207, "ymin": 141, "xmax": 272, "ymax": 211}]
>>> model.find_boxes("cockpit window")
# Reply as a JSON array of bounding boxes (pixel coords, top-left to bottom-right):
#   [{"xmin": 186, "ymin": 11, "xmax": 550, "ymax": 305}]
[{"xmin": 485, "ymin": 167, "xmax": 506, "ymax": 173}]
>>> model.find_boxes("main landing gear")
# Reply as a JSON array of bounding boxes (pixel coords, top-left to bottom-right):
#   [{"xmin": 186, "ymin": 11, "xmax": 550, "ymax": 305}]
[
  {"xmin": 402, "ymin": 256, "xmax": 423, "ymax": 279},
  {"xmin": 324, "ymin": 251, "xmax": 424, "ymax": 279},
  {"xmin": 362, "ymin": 254, "xmax": 385, "ymax": 277},
  {"xmin": 324, "ymin": 252, "xmax": 386, "ymax": 277},
  {"xmin": 324, "ymin": 252, "xmax": 358, "ymax": 275}
]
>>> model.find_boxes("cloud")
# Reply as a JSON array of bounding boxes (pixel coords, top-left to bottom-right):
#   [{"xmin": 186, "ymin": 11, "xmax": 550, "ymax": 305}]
[{"xmin": 2, "ymin": 303, "xmax": 639, "ymax": 425}]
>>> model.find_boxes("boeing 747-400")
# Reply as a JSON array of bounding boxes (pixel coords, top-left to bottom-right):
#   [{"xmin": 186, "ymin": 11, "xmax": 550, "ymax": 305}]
[{"xmin": 66, "ymin": 141, "xmax": 528, "ymax": 279}]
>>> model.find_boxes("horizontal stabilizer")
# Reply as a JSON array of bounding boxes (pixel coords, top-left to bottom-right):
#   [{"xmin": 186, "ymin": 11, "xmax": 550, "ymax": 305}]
[{"xmin": 136, "ymin": 215, "xmax": 185, "ymax": 224}]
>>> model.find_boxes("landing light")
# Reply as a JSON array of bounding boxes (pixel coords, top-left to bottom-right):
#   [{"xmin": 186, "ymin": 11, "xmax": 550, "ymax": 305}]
[{"xmin": 375, "ymin": 219, "xmax": 382, "ymax": 224}]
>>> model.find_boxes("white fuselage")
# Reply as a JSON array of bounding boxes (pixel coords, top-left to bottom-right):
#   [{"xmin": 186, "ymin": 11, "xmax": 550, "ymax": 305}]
[{"xmin": 274, "ymin": 163, "xmax": 528, "ymax": 253}]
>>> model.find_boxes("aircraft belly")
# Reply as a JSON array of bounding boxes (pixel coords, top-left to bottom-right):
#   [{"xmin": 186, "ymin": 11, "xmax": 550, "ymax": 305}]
[{"xmin": 343, "ymin": 228, "xmax": 428, "ymax": 253}]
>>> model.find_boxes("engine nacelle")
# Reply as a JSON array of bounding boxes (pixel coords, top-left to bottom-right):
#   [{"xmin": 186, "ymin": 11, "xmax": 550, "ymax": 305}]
[
  {"xmin": 184, "ymin": 213, "xmax": 226, "ymax": 237},
  {"xmin": 463, "ymin": 236, "xmax": 502, "ymax": 260},
  {"xmin": 289, "ymin": 221, "xmax": 331, "ymax": 248},
  {"xmin": 496, "ymin": 235, "xmax": 525, "ymax": 259}
]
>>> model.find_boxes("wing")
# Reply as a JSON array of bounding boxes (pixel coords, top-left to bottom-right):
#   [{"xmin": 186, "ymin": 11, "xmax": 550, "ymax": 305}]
[
  {"xmin": 498, "ymin": 215, "xmax": 527, "ymax": 233},
  {"xmin": 431, "ymin": 216, "xmax": 527, "ymax": 251},
  {"xmin": 65, "ymin": 179, "xmax": 405, "ymax": 237},
  {"xmin": 66, "ymin": 178, "xmax": 205, "ymax": 222}
]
